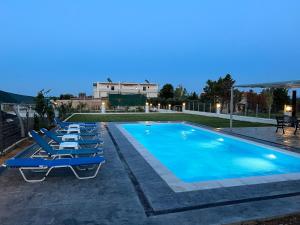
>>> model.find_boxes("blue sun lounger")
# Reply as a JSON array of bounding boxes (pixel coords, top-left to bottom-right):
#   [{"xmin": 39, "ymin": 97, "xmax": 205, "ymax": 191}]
[
  {"xmin": 54, "ymin": 118, "xmax": 97, "ymax": 130},
  {"xmin": 54, "ymin": 118, "xmax": 97, "ymax": 127},
  {"xmin": 56, "ymin": 123, "xmax": 99, "ymax": 135},
  {"xmin": 29, "ymin": 130, "xmax": 103, "ymax": 158},
  {"xmin": 54, "ymin": 128, "xmax": 100, "ymax": 137},
  {"xmin": 3, "ymin": 156, "xmax": 105, "ymax": 182},
  {"xmin": 40, "ymin": 128, "xmax": 104, "ymax": 147}
]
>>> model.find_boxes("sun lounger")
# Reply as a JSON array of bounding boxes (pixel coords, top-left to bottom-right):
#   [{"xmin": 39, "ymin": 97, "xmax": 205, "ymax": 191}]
[
  {"xmin": 56, "ymin": 123, "xmax": 99, "ymax": 135},
  {"xmin": 29, "ymin": 130, "xmax": 103, "ymax": 158},
  {"xmin": 54, "ymin": 118, "xmax": 97, "ymax": 128},
  {"xmin": 3, "ymin": 156, "xmax": 105, "ymax": 182},
  {"xmin": 40, "ymin": 128, "xmax": 104, "ymax": 147},
  {"xmin": 54, "ymin": 128, "xmax": 99, "ymax": 137}
]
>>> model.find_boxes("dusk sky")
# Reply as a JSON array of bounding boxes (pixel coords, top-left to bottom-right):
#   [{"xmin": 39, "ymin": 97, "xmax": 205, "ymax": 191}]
[{"xmin": 0, "ymin": 0, "xmax": 300, "ymax": 96}]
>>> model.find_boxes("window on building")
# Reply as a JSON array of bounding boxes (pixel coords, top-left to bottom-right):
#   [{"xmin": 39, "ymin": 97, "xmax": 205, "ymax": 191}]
[
  {"xmin": 111, "ymin": 86, "xmax": 115, "ymax": 91},
  {"xmin": 143, "ymin": 86, "xmax": 146, "ymax": 91}
]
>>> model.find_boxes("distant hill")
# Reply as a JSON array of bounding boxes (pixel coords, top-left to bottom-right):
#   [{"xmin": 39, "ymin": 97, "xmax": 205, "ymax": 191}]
[{"xmin": 0, "ymin": 90, "xmax": 35, "ymax": 104}]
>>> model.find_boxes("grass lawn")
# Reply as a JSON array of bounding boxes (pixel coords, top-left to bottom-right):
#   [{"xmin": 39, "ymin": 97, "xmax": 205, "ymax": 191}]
[{"xmin": 68, "ymin": 113, "xmax": 271, "ymax": 128}]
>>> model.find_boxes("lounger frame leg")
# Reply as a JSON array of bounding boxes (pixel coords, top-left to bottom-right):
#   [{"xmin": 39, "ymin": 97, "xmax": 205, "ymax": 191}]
[
  {"xmin": 18, "ymin": 162, "xmax": 103, "ymax": 182},
  {"xmin": 19, "ymin": 167, "xmax": 48, "ymax": 183},
  {"xmin": 70, "ymin": 162, "xmax": 103, "ymax": 179}
]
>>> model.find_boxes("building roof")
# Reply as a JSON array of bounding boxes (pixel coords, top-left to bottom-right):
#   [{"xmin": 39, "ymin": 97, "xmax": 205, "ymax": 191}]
[
  {"xmin": 94, "ymin": 82, "xmax": 158, "ymax": 86},
  {"xmin": 0, "ymin": 90, "xmax": 35, "ymax": 104},
  {"xmin": 235, "ymin": 80, "xmax": 300, "ymax": 89}
]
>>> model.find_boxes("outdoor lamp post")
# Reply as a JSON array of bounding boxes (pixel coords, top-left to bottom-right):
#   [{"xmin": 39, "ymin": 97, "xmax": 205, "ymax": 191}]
[
  {"xmin": 216, "ymin": 103, "xmax": 221, "ymax": 114},
  {"xmin": 182, "ymin": 102, "xmax": 186, "ymax": 112},
  {"xmin": 145, "ymin": 102, "xmax": 149, "ymax": 113},
  {"xmin": 168, "ymin": 104, "xmax": 171, "ymax": 111},
  {"xmin": 101, "ymin": 102, "xmax": 106, "ymax": 114}
]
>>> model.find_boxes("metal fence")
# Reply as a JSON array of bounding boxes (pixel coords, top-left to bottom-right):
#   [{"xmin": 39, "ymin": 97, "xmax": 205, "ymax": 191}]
[
  {"xmin": 186, "ymin": 101, "xmax": 217, "ymax": 113},
  {"xmin": 185, "ymin": 101, "xmax": 300, "ymax": 119},
  {"xmin": 0, "ymin": 111, "xmax": 34, "ymax": 154}
]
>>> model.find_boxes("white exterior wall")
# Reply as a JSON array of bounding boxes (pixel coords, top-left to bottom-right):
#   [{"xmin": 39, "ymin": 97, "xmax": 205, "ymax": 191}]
[{"xmin": 93, "ymin": 82, "xmax": 159, "ymax": 99}]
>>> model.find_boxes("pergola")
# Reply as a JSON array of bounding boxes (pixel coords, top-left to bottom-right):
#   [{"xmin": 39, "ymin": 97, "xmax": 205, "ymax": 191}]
[{"xmin": 229, "ymin": 80, "xmax": 300, "ymax": 129}]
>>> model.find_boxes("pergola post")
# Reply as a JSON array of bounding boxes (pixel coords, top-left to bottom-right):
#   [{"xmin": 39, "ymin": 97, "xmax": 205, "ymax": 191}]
[
  {"xmin": 230, "ymin": 87, "xmax": 234, "ymax": 129},
  {"xmin": 292, "ymin": 90, "xmax": 297, "ymax": 117}
]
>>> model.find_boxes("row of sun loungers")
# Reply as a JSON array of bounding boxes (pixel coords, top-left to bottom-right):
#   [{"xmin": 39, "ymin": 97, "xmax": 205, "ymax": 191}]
[{"xmin": 2, "ymin": 118, "xmax": 105, "ymax": 182}]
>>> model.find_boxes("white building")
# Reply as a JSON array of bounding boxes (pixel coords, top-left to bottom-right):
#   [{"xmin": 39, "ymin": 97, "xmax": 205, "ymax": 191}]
[{"xmin": 93, "ymin": 82, "xmax": 159, "ymax": 99}]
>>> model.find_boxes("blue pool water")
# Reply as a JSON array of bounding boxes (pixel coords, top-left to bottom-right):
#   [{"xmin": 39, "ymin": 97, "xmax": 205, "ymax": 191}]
[{"xmin": 121, "ymin": 123, "xmax": 300, "ymax": 182}]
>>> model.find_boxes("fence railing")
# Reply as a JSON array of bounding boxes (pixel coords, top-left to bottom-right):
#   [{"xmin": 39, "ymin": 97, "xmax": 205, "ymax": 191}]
[
  {"xmin": 0, "ymin": 111, "xmax": 34, "ymax": 154},
  {"xmin": 185, "ymin": 101, "xmax": 300, "ymax": 119}
]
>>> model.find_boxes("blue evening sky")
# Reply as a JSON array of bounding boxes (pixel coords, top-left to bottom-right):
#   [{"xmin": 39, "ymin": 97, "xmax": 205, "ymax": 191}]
[{"xmin": 0, "ymin": 0, "xmax": 299, "ymax": 96}]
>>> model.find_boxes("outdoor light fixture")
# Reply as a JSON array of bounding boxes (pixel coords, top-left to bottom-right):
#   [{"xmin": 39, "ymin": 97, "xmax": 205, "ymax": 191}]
[
  {"xmin": 145, "ymin": 102, "xmax": 150, "ymax": 113},
  {"xmin": 157, "ymin": 103, "xmax": 161, "ymax": 110},
  {"xmin": 182, "ymin": 102, "xmax": 186, "ymax": 111},
  {"xmin": 101, "ymin": 101, "xmax": 106, "ymax": 113},
  {"xmin": 284, "ymin": 105, "xmax": 292, "ymax": 116},
  {"xmin": 285, "ymin": 105, "xmax": 292, "ymax": 112},
  {"xmin": 216, "ymin": 103, "xmax": 221, "ymax": 114}
]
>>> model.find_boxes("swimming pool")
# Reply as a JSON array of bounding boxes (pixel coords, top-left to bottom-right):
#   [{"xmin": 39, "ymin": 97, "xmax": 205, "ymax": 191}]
[{"xmin": 118, "ymin": 122, "xmax": 300, "ymax": 191}]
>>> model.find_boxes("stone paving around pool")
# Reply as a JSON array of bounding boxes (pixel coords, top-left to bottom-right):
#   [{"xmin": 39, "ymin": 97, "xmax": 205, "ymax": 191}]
[
  {"xmin": 222, "ymin": 126, "xmax": 300, "ymax": 151},
  {"xmin": 1, "ymin": 123, "xmax": 300, "ymax": 225}
]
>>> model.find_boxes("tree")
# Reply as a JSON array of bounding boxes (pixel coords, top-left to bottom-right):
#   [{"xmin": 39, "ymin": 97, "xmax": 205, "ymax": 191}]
[
  {"xmin": 188, "ymin": 92, "xmax": 198, "ymax": 100},
  {"xmin": 220, "ymin": 74, "xmax": 235, "ymax": 105},
  {"xmin": 46, "ymin": 105, "xmax": 55, "ymax": 125},
  {"xmin": 245, "ymin": 90, "xmax": 259, "ymax": 112},
  {"xmin": 263, "ymin": 89, "xmax": 273, "ymax": 118},
  {"xmin": 174, "ymin": 85, "xmax": 187, "ymax": 99},
  {"xmin": 202, "ymin": 74, "xmax": 235, "ymax": 109},
  {"xmin": 58, "ymin": 104, "xmax": 67, "ymax": 119},
  {"xmin": 77, "ymin": 102, "xmax": 87, "ymax": 112},
  {"xmin": 272, "ymin": 88, "xmax": 290, "ymax": 112},
  {"xmin": 159, "ymin": 84, "xmax": 174, "ymax": 99},
  {"xmin": 203, "ymin": 79, "xmax": 220, "ymax": 104},
  {"xmin": 35, "ymin": 91, "xmax": 47, "ymax": 118}
]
